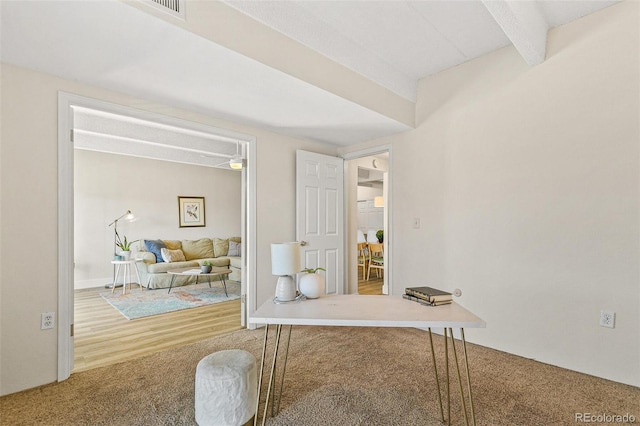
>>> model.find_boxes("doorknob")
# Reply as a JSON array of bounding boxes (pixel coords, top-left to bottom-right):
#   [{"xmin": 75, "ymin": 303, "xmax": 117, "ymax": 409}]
[{"xmin": 299, "ymin": 241, "xmax": 308, "ymax": 246}]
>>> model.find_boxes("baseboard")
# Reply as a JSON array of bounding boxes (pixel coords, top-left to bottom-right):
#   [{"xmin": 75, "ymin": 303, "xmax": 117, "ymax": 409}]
[{"xmin": 74, "ymin": 276, "xmax": 132, "ymax": 290}]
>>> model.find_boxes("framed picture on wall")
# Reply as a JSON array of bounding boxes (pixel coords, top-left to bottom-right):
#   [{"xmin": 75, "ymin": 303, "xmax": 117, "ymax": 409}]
[{"xmin": 178, "ymin": 196, "xmax": 205, "ymax": 227}]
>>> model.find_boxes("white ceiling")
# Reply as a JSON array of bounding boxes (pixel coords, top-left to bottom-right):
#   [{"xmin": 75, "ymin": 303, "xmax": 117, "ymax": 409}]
[
  {"xmin": 224, "ymin": 0, "xmax": 620, "ymax": 100},
  {"xmin": 1, "ymin": 0, "xmax": 619, "ymax": 147},
  {"xmin": 73, "ymin": 106, "xmax": 246, "ymax": 170}
]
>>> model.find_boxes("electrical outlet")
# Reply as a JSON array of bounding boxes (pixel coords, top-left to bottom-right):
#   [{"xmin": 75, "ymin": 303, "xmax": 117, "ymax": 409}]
[
  {"xmin": 599, "ymin": 310, "xmax": 615, "ymax": 328},
  {"xmin": 41, "ymin": 312, "xmax": 55, "ymax": 330}
]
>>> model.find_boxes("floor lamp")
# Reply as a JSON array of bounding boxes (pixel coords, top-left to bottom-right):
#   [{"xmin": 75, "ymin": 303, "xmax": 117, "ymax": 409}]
[{"xmin": 107, "ymin": 210, "xmax": 135, "ymax": 287}]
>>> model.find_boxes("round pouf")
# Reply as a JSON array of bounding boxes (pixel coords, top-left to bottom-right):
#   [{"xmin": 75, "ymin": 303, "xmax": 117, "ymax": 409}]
[{"xmin": 195, "ymin": 349, "xmax": 257, "ymax": 426}]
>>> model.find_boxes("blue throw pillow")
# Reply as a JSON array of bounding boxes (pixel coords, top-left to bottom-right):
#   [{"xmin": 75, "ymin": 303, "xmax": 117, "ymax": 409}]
[{"xmin": 144, "ymin": 239, "xmax": 166, "ymax": 263}]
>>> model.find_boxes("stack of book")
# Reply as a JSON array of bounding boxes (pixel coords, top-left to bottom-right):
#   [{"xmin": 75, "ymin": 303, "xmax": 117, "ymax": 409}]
[{"xmin": 403, "ymin": 286, "xmax": 452, "ymax": 306}]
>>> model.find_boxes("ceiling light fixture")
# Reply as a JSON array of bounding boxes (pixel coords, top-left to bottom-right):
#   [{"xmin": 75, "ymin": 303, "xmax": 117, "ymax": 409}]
[
  {"xmin": 229, "ymin": 141, "xmax": 243, "ymax": 170},
  {"xmin": 229, "ymin": 156, "xmax": 243, "ymax": 170}
]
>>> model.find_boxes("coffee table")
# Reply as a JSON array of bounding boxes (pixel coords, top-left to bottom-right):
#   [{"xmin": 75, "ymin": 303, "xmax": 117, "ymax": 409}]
[{"xmin": 166, "ymin": 266, "xmax": 232, "ymax": 295}]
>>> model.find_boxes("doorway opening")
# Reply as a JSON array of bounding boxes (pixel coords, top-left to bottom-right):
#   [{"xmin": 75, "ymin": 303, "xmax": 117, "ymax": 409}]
[
  {"xmin": 344, "ymin": 147, "xmax": 391, "ymax": 296},
  {"xmin": 58, "ymin": 92, "xmax": 257, "ymax": 380}
]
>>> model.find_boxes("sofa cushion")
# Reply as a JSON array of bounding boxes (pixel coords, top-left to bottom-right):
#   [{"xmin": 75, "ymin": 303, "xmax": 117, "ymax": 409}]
[
  {"xmin": 144, "ymin": 239, "xmax": 167, "ymax": 263},
  {"xmin": 161, "ymin": 248, "xmax": 186, "ymax": 263},
  {"xmin": 147, "ymin": 260, "xmax": 199, "ymax": 274},
  {"xmin": 228, "ymin": 240, "xmax": 242, "ymax": 256},
  {"xmin": 181, "ymin": 238, "xmax": 214, "ymax": 260},
  {"xmin": 163, "ymin": 240, "xmax": 183, "ymax": 251},
  {"xmin": 213, "ymin": 238, "xmax": 229, "ymax": 257}
]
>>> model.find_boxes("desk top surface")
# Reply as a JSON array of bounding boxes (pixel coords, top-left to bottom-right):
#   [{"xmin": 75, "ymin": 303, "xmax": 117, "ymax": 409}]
[{"xmin": 249, "ymin": 294, "xmax": 485, "ymax": 328}]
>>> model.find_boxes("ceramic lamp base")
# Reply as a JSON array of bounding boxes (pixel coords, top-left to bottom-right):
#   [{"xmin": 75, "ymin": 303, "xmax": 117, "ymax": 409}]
[{"xmin": 275, "ymin": 275, "xmax": 297, "ymax": 302}]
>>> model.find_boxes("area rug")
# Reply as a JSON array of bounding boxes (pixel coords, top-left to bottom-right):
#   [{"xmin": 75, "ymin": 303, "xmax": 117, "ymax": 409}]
[{"xmin": 100, "ymin": 281, "xmax": 240, "ymax": 320}]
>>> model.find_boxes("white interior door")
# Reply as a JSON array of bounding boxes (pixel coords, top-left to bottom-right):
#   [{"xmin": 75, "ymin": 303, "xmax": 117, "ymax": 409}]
[{"xmin": 296, "ymin": 150, "xmax": 344, "ymax": 294}]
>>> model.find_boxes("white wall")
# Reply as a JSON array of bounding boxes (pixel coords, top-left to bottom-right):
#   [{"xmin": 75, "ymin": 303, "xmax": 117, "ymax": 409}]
[
  {"xmin": 342, "ymin": 1, "xmax": 639, "ymax": 386},
  {"xmin": 0, "ymin": 63, "xmax": 336, "ymax": 395},
  {"xmin": 74, "ymin": 150, "xmax": 241, "ymax": 289},
  {"xmin": 357, "ymin": 186, "xmax": 382, "ymax": 201}
]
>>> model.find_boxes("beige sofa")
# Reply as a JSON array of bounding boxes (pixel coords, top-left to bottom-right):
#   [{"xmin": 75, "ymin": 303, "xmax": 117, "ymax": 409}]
[{"xmin": 135, "ymin": 237, "xmax": 242, "ymax": 289}]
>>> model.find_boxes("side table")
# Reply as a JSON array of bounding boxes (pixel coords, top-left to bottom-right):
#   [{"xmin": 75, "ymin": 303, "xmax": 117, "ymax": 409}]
[{"xmin": 110, "ymin": 260, "xmax": 143, "ymax": 295}]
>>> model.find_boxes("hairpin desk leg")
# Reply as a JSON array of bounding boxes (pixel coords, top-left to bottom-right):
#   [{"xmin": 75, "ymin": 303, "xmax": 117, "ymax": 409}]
[
  {"xmin": 444, "ymin": 328, "xmax": 451, "ymax": 425},
  {"xmin": 274, "ymin": 325, "xmax": 293, "ymax": 415},
  {"xmin": 261, "ymin": 324, "xmax": 282, "ymax": 426},
  {"xmin": 254, "ymin": 325, "xmax": 270, "ymax": 426},
  {"xmin": 449, "ymin": 328, "xmax": 469, "ymax": 426},
  {"xmin": 428, "ymin": 328, "xmax": 445, "ymax": 422},
  {"xmin": 461, "ymin": 329, "xmax": 476, "ymax": 426}
]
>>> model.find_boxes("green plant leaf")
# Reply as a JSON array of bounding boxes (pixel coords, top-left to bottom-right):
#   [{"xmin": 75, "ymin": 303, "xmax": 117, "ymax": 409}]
[
  {"xmin": 300, "ymin": 267, "xmax": 326, "ymax": 274},
  {"xmin": 116, "ymin": 235, "xmax": 139, "ymax": 251}
]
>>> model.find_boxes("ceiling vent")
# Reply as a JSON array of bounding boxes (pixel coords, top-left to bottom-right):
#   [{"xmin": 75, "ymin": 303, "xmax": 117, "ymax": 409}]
[{"xmin": 142, "ymin": 0, "xmax": 185, "ymax": 20}]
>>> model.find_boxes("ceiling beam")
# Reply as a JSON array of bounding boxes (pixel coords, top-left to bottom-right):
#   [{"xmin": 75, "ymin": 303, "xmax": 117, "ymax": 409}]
[
  {"xmin": 481, "ymin": 0, "xmax": 549, "ymax": 66},
  {"xmin": 125, "ymin": 0, "xmax": 415, "ymax": 129}
]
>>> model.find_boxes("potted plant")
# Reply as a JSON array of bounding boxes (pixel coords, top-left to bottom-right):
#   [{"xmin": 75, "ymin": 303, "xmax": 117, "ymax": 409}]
[
  {"xmin": 201, "ymin": 260, "xmax": 212, "ymax": 273},
  {"xmin": 376, "ymin": 229, "xmax": 384, "ymax": 243},
  {"xmin": 116, "ymin": 235, "xmax": 138, "ymax": 260},
  {"xmin": 298, "ymin": 267, "xmax": 326, "ymax": 299}
]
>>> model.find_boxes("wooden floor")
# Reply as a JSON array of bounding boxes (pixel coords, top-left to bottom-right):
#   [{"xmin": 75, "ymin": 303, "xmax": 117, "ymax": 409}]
[
  {"xmin": 357, "ymin": 268, "xmax": 384, "ymax": 295},
  {"xmin": 73, "ymin": 285, "xmax": 242, "ymax": 373},
  {"xmin": 74, "ymin": 271, "xmax": 382, "ymax": 374}
]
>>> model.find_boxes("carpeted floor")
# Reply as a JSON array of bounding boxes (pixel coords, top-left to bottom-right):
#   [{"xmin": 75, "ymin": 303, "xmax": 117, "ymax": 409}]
[{"xmin": 1, "ymin": 326, "xmax": 638, "ymax": 425}]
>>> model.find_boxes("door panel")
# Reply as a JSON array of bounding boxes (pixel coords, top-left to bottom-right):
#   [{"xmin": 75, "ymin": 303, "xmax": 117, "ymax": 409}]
[
  {"xmin": 297, "ymin": 150, "xmax": 344, "ymax": 295},
  {"xmin": 325, "ymin": 248, "xmax": 339, "ymax": 294}
]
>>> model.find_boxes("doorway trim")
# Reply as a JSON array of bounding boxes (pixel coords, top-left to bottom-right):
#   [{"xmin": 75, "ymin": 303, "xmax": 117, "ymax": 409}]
[
  {"xmin": 341, "ymin": 144, "xmax": 393, "ymax": 295},
  {"xmin": 57, "ymin": 92, "xmax": 257, "ymax": 381}
]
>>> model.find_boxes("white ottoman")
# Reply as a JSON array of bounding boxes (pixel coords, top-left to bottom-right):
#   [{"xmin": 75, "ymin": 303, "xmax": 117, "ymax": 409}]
[{"xmin": 195, "ymin": 349, "xmax": 257, "ymax": 426}]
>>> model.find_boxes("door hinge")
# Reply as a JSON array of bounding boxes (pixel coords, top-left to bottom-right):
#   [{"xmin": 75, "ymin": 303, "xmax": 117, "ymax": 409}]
[
  {"xmin": 70, "ymin": 129, "xmax": 74, "ymax": 143},
  {"xmin": 70, "ymin": 323, "xmax": 74, "ymax": 337},
  {"xmin": 241, "ymin": 294, "xmax": 246, "ymax": 304}
]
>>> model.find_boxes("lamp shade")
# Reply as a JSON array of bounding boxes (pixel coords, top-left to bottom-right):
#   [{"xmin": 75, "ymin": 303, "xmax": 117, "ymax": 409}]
[{"xmin": 271, "ymin": 242, "xmax": 300, "ymax": 276}]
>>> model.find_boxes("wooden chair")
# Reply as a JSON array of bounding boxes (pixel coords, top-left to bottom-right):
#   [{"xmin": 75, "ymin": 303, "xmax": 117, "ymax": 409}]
[
  {"xmin": 357, "ymin": 242, "xmax": 368, "ymax": 279},
  {"xmin": 367, "ymin": 242, "xmax": 384, "ymax": 280}
]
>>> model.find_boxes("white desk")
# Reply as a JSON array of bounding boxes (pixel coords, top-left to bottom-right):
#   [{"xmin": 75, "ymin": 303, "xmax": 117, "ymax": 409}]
[{"xmin": 249, "ymin": 294, "xmax": 485, "ymax": 426}]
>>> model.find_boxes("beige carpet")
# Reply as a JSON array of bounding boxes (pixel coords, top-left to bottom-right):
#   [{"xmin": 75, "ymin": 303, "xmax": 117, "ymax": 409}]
[{"xmin": 1, "ymin": 326, "xmax": 638, "ymax": 425}]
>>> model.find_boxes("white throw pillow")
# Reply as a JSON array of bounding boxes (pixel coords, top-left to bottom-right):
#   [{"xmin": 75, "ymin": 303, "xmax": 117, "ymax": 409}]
[
  {"xmin": 228, "ymin": 240, "xmax": 242, "ymax": 257},
  {"xmin": 161, "ymin": 248, "xmax": 186, "ymax": 263}
]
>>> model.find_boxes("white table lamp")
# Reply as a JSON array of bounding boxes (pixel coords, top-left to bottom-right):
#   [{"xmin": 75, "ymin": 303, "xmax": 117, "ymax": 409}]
[{"xmin": 271, "ymin": 242, "xmax": 300, "ymax": 302}]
